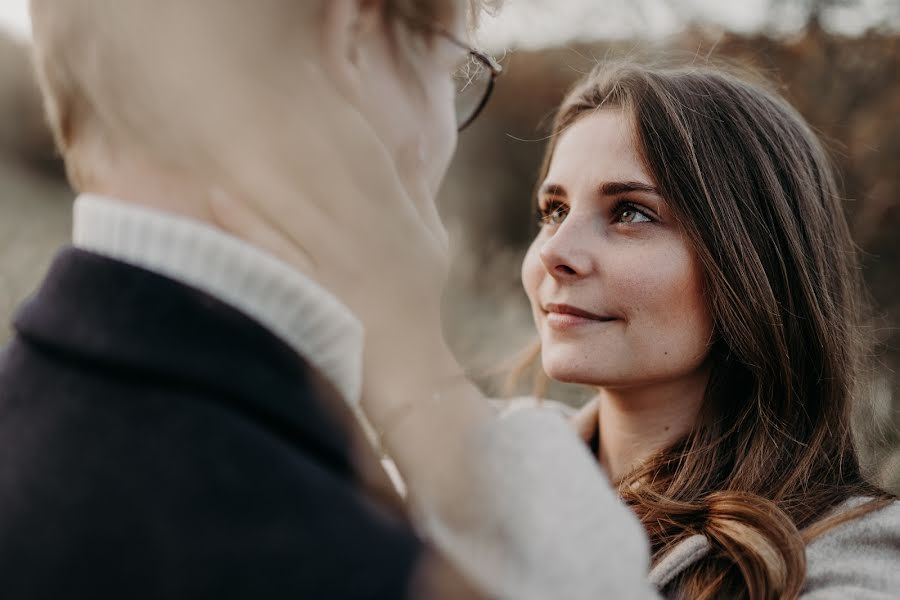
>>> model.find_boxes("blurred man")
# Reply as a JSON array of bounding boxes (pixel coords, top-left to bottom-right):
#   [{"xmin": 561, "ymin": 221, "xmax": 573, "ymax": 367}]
[{"xmin": 0, "ymin": 1, "xmax": 486, "ymax": 598}]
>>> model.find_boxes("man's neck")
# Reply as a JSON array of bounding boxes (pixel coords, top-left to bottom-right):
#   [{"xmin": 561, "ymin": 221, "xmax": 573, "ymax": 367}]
[
  {"xmin": 595, "ymin": 368, "xmax": 709, "ymax": 484},
  {"xmin": 73, "ymin": 192, "xmax": 364, "ymax": 407},
  {"xmin": 87, "ymin": 160, "xmax": 218, "ymax": 224},
  {"xmin": 86, "ymin": 162, "xmax": 317, "ymax": 278}
]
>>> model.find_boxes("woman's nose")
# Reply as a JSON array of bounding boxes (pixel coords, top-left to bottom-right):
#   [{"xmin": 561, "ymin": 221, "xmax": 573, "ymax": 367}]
[{"xmin": 538, "ymin": 219, "xmax": 594, "ymax": 280}]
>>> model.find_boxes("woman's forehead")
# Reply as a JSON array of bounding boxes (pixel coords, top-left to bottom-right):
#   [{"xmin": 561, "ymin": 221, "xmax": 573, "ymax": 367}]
[{"xmin": 546, "ymin": 111, "xmax": 651, "ymax": 186}]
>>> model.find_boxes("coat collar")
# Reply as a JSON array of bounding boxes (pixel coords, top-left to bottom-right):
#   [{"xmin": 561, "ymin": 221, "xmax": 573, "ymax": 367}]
[
  {"xmin": 14, "ymin": 247, "xmax": 356, "ymax": 477},
  {"xmin": 72, "ymin": 194, "xmax": 364, "ymax": 406}
]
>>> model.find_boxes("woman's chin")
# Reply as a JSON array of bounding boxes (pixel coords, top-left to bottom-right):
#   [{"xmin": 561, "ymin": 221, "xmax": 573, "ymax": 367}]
[
  {"xmin": 543, "ymin": 362, "xmax": 616, "ymax": 387},
  {"xmin": 541, "ymin": 346, "xmax": 620, "ymax": 386}
]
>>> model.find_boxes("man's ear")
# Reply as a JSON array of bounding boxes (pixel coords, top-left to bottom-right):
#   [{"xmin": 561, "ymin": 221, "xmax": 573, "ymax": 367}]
[{"xmin": 319, "ymin": 0, "xmax": 389, "ymax": 103}]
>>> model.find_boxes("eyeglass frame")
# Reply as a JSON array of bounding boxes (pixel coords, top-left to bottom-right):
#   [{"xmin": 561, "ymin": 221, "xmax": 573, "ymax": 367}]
[{"xmin": 399, "ymin": 17, "xmax": 503, "ymax": 132}]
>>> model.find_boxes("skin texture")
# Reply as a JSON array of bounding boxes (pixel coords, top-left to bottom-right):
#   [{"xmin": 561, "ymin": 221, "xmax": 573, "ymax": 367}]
[
  {"xmin": 346, "ymin": 8, "xmax": 463, "ymax": 197},
  {"xmin": 521, "ymin": 110, "xmax": 715, "ymax": 481},
  {"xmin": 79, "ymin": 1, "xmax": 465, "ymax": 343},
  {"xmin": 338, "ymin": 2, "xmax": 466, "ymax": 196},
  {"xmin": 89, "ymin": 0, "xmax": 465, "ymax": 220}
]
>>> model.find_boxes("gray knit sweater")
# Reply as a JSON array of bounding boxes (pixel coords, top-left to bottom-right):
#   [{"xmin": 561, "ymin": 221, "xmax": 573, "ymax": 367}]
[
  {"xmin": 413, "ymin": 403, "xmax": 900, "ymax": 599},
  {"xmin": 650, "ymin": 496, "xmax": 900, "ymax": 598}
]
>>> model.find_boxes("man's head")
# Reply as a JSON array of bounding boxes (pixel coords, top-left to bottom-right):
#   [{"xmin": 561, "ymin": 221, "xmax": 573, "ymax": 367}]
[{"xmin": 30, "ymin": 0, "xmax": 488, "ymax": 198}]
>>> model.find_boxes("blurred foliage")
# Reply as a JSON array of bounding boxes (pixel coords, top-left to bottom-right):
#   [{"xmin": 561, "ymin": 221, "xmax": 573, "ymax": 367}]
[
  {"xmin": 0, "ymin": 35, "xmax": 71, "ymax": 341},
  {"xmin": 0, "ymin": 34, "xmax": 62, "ymax": 174},
  {"xmin": 0, "ymin": 17, "xmax": 898, "ymax": 490}
]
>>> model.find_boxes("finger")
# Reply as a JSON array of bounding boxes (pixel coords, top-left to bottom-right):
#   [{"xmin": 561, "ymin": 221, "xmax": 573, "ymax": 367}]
[
  {"xmin": 395, "ymin": 144, "xmax": 449, "ymax": 253},
  {"xmin": 571, "ymin": 397, "xmax": 600, "ymax": 443}
]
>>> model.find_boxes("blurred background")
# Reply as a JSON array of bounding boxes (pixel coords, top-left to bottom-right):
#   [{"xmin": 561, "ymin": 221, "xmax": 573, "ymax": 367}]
[{"xmin": 1, "ymin": 0, "xmax": 898, "ymax": 491}]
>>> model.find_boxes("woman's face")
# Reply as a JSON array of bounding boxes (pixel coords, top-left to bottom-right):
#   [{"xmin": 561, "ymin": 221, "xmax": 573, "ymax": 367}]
[{"xmin": 521, "ymin": 110, "xmax": 714, "ymax": 389}]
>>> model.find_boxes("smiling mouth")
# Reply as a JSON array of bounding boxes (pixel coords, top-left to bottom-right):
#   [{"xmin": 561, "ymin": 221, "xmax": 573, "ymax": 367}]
[
  {"xmin": 543, "ymin": 303, "xmax": 618, "ymax": 321},
  {"xmin": 542, "ymin": 303, "xmax": 620, "ymax": 331}
]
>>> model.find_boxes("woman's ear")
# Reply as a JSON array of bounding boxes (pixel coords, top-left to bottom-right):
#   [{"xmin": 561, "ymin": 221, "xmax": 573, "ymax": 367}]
[{"xmin": 318, "ymin": 0, "xmax": 389, "ymax": 103}]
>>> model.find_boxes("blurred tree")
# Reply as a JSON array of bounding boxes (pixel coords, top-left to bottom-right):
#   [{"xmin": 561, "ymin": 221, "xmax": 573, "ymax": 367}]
[
  {"xmin": 0, "ymin": 34, "xmax": 62, "ymax": 175},
  {"xmin": 0, "ymin": 32, "xmax": 71, "ymax": 339},
  {"xmin": 771, "ymin": 0, "xmax": 857, "ymax": 22},
  {"xmin": 765, "ymin": 0, "xmax": 900, "ymax": 31}
]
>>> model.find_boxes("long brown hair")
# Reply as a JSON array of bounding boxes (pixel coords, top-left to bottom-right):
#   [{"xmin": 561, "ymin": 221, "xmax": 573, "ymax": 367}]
[{"xmin": 529, "ymin": 61, "xmax": 895, "ymax": 599}]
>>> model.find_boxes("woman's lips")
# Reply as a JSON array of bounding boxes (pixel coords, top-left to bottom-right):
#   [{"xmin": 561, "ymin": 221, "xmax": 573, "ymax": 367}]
[{"xmin": 543, "ymin": 303, "xmax": 619, "ymax": 331}]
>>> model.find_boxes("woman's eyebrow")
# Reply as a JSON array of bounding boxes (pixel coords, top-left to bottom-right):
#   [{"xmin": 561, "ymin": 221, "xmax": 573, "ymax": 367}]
[
  {"xmin": 539, "ymin": 180, "xmax": 661, "ymax": 198},
  {"xmin": 600, "ymin": 181, "xmax": 660, "ymax": 196},
  {"xmin": 538, "ymin": 183, "xmax": 567, "ymax": 197}
]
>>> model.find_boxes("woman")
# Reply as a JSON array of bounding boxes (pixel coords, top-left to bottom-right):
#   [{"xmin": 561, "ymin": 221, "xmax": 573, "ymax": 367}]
[
  {"xmin": 519, "ymin": 61, "xmax": 900, "ymax": 597},
  {"xmin": 344, "ymin": 61, "xmax": 900, "ymax": 599}
]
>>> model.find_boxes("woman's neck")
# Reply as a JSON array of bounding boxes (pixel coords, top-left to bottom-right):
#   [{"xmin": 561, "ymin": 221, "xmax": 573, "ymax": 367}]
[{"xmin": 595, "ymin": 367, "xmax": 709, "ymax": 484}]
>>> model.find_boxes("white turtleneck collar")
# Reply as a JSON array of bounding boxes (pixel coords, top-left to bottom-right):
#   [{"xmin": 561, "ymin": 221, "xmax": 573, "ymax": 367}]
[{"xmin": 72, "ymin": 193, "xmax": 363, "ymax": 406}]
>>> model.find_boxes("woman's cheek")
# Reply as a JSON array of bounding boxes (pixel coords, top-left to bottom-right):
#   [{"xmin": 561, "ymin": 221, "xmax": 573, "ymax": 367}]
[
  {"xmin": 521, "ymin": 242, "xmax": 544, "ymax": 309},
  {"xmin": 625, "ymin": 245, "xmax": 712, "ymax": 364}
]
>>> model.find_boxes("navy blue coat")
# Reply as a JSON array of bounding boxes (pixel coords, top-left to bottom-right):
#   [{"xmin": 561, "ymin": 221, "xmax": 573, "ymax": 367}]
[{"xmin": 0, "ymin": 248, "xmax": 423, "ymax": 599}]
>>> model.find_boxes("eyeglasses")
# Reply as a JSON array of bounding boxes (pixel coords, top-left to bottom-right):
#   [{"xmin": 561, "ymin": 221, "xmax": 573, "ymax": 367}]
[
  {"xmin": 451, "ymin": 44, "xmax": 503, "ymax": 131},
  {"xmin": 441, "ymin": 32, "xmax": 502, "ymax": 131},
  {"xmin": 405, "ymin": 20, "xmax": 503, "ymax": 132}
]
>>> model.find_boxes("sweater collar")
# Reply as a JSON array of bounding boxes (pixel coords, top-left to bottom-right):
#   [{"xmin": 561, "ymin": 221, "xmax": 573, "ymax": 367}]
[
  {"xmin": 72, "ymin": 193, "xmax": 363, "ymax": 406},
  {"xmin": 648, "ymin": 534, "xmax": 710, "ymax": 590}
]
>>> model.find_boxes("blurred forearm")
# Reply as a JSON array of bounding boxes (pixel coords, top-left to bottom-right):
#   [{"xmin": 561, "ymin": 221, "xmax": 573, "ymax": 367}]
[{"xmin": 361, "ymin": 332, "xmax": 660, "ymax": 600}]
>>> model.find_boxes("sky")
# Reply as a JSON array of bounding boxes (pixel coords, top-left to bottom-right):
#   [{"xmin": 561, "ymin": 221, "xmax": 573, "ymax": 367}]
[
  {"xmin": 475, "ymin": 0, "xmax": 898, "ymax": 50},
  {"xmin": 1, "ymin": 0, "xmax": 895, "ymax": 48},
  {"xmin": 0, "ymin": 0, "xmax": 29, "ymax": 39}
]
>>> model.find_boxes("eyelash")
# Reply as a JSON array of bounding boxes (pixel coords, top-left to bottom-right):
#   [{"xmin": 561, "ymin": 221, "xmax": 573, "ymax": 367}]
[{"xmin": 535, "ymin": 199, "xmax": 655, "ymax": 227}]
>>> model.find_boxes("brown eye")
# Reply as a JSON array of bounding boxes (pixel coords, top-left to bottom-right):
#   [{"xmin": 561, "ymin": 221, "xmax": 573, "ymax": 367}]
[
  {"xmin": 614, "ymin": 201, "xmax": 652, "ymax": 224},
  {"xmin": 548, "ymin": 206, "xmax": 567, "ymax": 225},
  {"xmin": 536, "ymin": 201, "xmax": 568, "ymax": 227}
]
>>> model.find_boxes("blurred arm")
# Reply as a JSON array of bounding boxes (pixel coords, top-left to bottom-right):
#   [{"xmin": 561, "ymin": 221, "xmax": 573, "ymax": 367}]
[{"xmin": 364, "ymin": 337, "xmax": 662, "ymax": 600}]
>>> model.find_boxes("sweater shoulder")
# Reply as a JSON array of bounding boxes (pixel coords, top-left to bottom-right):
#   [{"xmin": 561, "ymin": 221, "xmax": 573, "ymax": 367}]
[
  {"xmin": 808, "ymin": 496, "xmax": 900, "ymax": 545},
  {"xmin": 802, "ymin": 496, "xmax": 900, "ymax": 597}
]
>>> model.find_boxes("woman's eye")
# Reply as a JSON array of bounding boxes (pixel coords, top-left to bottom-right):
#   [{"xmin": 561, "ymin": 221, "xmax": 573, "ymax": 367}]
[
  {"xmin": 614, "ymin": 202, "xmax": 653, "ymax": 224},
  {"xmin": 536, "ymin": 201, "xmax": 568, "ymax": 227}
]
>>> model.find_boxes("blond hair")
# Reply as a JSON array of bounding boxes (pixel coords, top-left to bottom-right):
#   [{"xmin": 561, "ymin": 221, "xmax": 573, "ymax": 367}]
[{"xmin": 29, "ymin": 0, "xmax": 478, "ymax": 190}]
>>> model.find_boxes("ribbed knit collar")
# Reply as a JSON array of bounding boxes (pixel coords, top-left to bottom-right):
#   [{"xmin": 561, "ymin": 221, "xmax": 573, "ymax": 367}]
[{"xmin": 72, "ymin": 193, "xmax": 363, "ymax": 406}]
